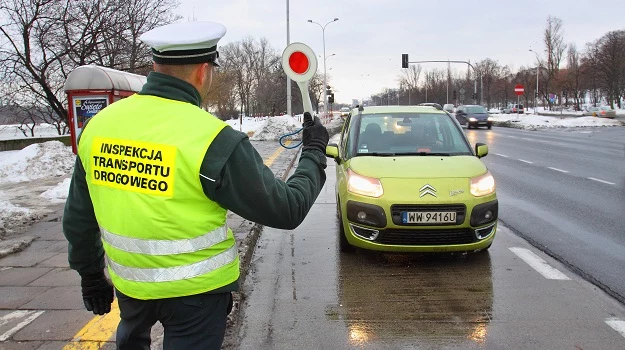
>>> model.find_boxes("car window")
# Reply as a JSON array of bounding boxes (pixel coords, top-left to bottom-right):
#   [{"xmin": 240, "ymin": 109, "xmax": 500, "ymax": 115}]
[
  {"xmin": 600, "ymin": 106, "xmax": 612, "ymax": 110},
  {"xmin": 466, "ymin": 106, "xmax": 487, "ymax": 113},
  {"xmin": 346, "ymin": 113, "xmax": 472, "ymax": 157}
]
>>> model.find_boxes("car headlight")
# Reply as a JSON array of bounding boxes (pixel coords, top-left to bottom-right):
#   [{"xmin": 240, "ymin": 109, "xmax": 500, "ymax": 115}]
[
  {"xmin": 487, "ymin": 117, "xmax": 493, "ymax": 121},
  {"xmin": 469, "ymin": 117, "xmax": 477, "ymax": 122},
  {"xmin": 470, "ymin": 171, "xmax": 495, "ymax": 197},
  {"xmin": 347, "ymin": 169, "xmax": 383, "ymax": 197}
]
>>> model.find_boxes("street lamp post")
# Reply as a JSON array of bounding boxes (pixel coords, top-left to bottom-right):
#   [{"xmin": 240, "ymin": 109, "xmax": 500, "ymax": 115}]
[
  {"xmin": 529, "ymin": 49, "xmax": 540, "ymax": 114},
  {"xmin": 308, "ymin": 18, "xmax": 339, "ymax": 117}
]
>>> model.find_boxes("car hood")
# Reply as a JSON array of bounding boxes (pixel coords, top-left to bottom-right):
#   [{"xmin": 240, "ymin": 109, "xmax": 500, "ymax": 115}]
[
  {"xmin": 467, "ymin": 113, "xmax": 488, "ymax": 119},
  {"xmin": 348, "ymin": 155, "xmax": 488, "ymax": 179}
]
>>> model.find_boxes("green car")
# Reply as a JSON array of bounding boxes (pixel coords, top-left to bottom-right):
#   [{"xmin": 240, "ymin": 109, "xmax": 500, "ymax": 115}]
[{"xmin": 326, "ymin": 105, "xmax": 497, "ymax": 253}]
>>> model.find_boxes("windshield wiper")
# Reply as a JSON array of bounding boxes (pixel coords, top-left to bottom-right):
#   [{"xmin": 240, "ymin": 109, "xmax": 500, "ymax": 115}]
[
  {"xmin": 397, "ymin": 152, "xmax": 451, "ymax": 156},
  {"xmin": 357, "ymin": 152, "xmax": 396, "ymax": 156}
]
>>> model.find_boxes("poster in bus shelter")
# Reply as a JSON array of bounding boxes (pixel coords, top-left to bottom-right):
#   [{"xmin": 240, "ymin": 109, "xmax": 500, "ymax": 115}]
[{"xmin": 74, "ymin": 96, "xmax": 108, "ymax": 129}]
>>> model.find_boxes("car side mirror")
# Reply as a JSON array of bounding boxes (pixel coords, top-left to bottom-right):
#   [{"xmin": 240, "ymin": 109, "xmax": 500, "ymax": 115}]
[
  {"xmin": 475, "ymin": 143, "xmax": 488, "ymax": 158},
  {"xmin": 326, "ymin": 143, "xmax": 341, "ymax": 163}
]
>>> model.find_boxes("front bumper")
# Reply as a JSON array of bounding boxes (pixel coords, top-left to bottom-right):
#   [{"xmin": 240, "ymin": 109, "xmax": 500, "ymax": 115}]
[{"xmin": 341, "ymin": 199, "xmax": 498, "ymax": 252}]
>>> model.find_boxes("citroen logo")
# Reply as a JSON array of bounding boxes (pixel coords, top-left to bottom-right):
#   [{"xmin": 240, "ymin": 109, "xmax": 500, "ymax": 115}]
[{"xmin": 419, "ymin": 184, "xmax": 437, "ymax": 198}]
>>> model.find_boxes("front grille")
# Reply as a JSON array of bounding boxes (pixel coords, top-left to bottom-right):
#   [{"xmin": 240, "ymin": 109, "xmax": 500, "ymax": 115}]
[
  {"xmin": 376, "ymin": 228, "xmax": 474, "ymax": 245},
  {"xmin": 391, "ymin": 204, "xmax": 466, "ymax": 226}
]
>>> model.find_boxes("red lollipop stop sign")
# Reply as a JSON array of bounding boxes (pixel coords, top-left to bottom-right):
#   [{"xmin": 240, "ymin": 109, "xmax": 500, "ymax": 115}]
[
  {"xmin": 289, "ymin": 51, "xmax": 309, "ymax": 74},
  {"xmin": 282, "ymin": 43, "xmax": 318, "ymax": 115}
]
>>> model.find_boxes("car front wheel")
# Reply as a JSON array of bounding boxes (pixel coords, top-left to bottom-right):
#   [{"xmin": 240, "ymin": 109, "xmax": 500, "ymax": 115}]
[{"xmin": 337, "ymin": 202, "xmax": 355, "ymax": 252}]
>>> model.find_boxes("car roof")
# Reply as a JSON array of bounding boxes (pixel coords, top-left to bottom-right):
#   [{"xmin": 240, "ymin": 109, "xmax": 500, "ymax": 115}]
[{"xmin": 352, "ymin": 105, "xmax": 448, "ymax": 114}]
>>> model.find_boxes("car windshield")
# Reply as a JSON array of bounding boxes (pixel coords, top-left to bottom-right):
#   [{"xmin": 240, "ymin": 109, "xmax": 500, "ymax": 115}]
[
  {"xmin": 466, "ymin": 106, "xmax": 487, "ymax": 113},
  {"xmin": 600, "ymin": 106, "xmax": 612, "ymax": 111},
  {"xmin": 347, "ymin": 113, "xmax": 472, "ymax": 157},
  {"xmin": 341, "ymin": 107, "xmax": 350, "ymax": 112}
]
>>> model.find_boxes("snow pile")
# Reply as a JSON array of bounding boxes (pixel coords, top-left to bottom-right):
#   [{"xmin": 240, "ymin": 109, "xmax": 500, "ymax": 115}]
[
  {"xmin": 0, "ymin": 199, "xmax": 38, "ymax": 237},
  {"xmin": 489, "ymin": 113, "xmax": 622, "ymax": 130},
  {"xmin": 249, "ymin": 115, "xmax": 303, "ymax": 141},
  {"xmin": 0, "ymin": 141, "xmax": 75, "ymax": 183},
  {"xmin": 40, "ymin": 177, "xmax": 71, "ymax": 203}
]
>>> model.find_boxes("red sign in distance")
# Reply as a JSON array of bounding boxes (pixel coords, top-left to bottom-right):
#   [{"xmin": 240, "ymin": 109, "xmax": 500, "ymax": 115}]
[
  {"xmin": 514, "ymin": 84, "xmax": 524, "ymax": 96},
  {"xmin": 289, "ymin": 51, "xmax": 309, "ymax": 74}
]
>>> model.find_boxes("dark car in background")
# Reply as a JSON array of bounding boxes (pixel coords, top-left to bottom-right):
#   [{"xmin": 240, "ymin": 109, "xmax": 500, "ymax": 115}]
[{"xmin": 455, "ymin": 105, "xmax": 493, "ymax": 129}]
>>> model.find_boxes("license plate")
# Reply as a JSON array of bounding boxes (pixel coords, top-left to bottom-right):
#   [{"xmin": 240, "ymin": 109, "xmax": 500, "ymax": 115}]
[{"xmin": 402, "ymin": 211, "xmax": 456, "ymax": 224}]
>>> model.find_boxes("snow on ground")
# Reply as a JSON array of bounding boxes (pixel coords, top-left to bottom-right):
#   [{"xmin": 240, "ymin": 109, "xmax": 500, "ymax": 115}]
[
  {"xmin": 489, "ymin": 112, "xmax": 622, "ymax": 130},
  {"xmin": 0, "ymin": 141, "xmax": 75, "ymax": 183},
  {"xmin": 0, "ymin": 141, "xmax": 74, "ymax": 237},
  {"xmin": 0, "ymin": 123, "xmax": 63, "ymax": 140}
]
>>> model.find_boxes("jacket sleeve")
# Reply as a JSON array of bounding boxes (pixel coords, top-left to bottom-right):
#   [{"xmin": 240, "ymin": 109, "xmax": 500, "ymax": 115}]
[
  {"xmin": 199, "ymin": 127, "xmax": 326, "ymax": 230},
  {"xmin": 62, "ymin": 155, "xmax": 105, "ymax": 276}
]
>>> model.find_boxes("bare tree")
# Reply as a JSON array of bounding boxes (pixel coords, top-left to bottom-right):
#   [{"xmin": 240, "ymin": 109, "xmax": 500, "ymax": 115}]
[
  {"xmin": 543, "ymin": 15, "xmax": 567, "ymax": 109},
  {"xmin": 0, "ymin": 0, "xmax": 179, "ymax": 135},
  {"xmin": 397, "ymin": 64, "xmax": 421, "ymax": 104}
]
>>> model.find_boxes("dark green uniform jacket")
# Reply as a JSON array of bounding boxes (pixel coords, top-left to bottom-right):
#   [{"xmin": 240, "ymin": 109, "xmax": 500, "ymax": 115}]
[{"xmin": 63, "ymin": 72, "xmax": 327, "ymax": 293}]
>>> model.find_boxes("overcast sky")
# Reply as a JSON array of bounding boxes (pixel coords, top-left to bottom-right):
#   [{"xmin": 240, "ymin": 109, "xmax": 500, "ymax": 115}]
[{"xmin": 175, "ymin": 0, "xmax": 624, "ymax": 104}]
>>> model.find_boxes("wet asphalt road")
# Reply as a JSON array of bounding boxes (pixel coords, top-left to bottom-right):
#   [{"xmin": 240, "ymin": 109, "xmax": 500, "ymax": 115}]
[
  {"xmin": 466, "ymin": 126, "xmax": 625, "ymax": 304},
  {"xmin": 236, "ymin": 149, "xmax": 625, "ymax": 349}
]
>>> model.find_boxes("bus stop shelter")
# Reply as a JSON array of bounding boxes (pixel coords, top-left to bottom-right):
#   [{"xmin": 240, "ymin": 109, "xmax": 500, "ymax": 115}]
[{"xmin": 64, "ymin": 65, "xmax": 147, "ymax": 153}]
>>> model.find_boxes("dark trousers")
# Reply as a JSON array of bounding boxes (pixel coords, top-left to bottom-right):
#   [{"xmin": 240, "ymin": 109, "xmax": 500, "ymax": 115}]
[{"xmin": 115, "ymin": 289, "xmax": 233, "ymax": 350}]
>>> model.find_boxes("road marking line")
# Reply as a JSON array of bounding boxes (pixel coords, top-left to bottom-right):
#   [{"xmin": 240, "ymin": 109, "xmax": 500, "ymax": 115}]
[
  {"xmin": 547, "ymin": 167, "xmax": 568, "ymax": 173},
  {"xmin": 0, "ymin": 310, "xmax": 45, "ymax": 341},
  {"xmin": 588, "ymin": 177, "xmax": 615, "ymax": 185},
  {"xmin": 62, "ymin": 300, "xmax": 120, "ymax": 349},
  {"xmin": 605, "ymin": 318, "xmax": 625, "ymax": 339},
  {"xmin": 264, "ymin": 141, "xmax": 291, "ymax": 167},
  {"xmin": 494, "ymin": 153, "xmax": 509, "ymax": 158},
  {"xmin": 521, "ymin": 137, "xmax": 534, "ymax": 141},
  {"xmin": 509, "ymin": 247, "xmax": 570, "ymax": 280},
  {"xmin": 518, "ymin": 159, "xmax": 533, "ymax": 164},
  {"xmin": 0, "ymin": 267, "xmax": 12, "ymax": 271}
]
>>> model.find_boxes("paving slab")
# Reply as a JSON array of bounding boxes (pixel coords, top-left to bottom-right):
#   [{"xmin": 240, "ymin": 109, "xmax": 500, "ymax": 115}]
[
  {"xmin": 25, "ymin": 241, "xmax": 67, "ymax": 254},
  {"xmin": 0, "ymin": 268, "xmax": 52, "ymax": 287},
  {"xmin": 12, "ymin": 310, "xmax": 94, "ymax": 342},
  {"xmin": 0, "ymin": 287, "xmax": 50, "ymax": 309},
  {"xmin": 19, "ymin": 287, "xmax": 83, "ymax": 310},
  {"xmin": 27, "ymin": 268, "xmax": 79, "ymax": 287},
  {"xmin": 35, "ymin": 254, "xmax": 69, "ymax": 269},
  {"xmin": 0, "ymin": 252, "xmax": 57, "ymax": 268},
  {"xmin": 0, "ymin": 341, "xmax": 43, "ymax": 349}
]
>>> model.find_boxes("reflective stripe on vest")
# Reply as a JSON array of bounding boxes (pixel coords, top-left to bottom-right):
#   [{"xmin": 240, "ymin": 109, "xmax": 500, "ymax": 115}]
[
  {"xmin": 106, "ymin": 244, "xmax": 238, "ymax": 282},
  {"xmin": 100, "ymin": 225, "xmax": 227, "ymax": 255}
]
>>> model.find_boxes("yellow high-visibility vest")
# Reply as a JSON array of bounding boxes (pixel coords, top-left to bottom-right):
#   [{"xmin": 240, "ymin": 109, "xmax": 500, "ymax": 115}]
[{"xmin": 78, "ymin": 94, "xmax": 239, "ymax": 300}]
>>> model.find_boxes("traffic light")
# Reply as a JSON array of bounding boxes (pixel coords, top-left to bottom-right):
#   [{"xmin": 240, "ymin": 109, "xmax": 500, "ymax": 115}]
[
  {"xmin": 562, "ymin": 90, "xmax": 567, "ymax": 97},
  {"xmin": 328, "ymin": 93, "xmax": 335, "ymax": 104},
  {"xmin": 453, "ymin": 90, "xmax": 457, "ymax": 100},
  {"xmin": 535, "ymin": 91, "xmax": 539, "ymax": 98},
  {"xmin": 401, "ymin": 54, "xmax": 409, "ymax": 69},
  {"xmin": 472, "ymin": 92, "xmax": 477, "ymax": 99}
]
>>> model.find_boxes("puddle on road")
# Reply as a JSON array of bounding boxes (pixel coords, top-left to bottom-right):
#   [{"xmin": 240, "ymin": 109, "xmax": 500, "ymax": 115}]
[{"xmin": 334, "ymin": 251, "xmax": 493, "ymax": 348}]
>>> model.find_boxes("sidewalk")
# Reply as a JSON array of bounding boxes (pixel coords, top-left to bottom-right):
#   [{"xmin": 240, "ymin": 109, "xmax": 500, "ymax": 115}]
[{"xmin": 0, "ymin": 140, "xmax": 301, "ymax": 349}]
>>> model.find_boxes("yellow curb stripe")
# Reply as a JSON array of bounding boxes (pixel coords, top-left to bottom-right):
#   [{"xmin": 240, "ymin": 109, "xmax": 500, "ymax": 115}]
[
  {"xmin": 264, "ymin": 141, "xmax": 290, "ymax": 166},
  {"xmin": 62, "ymin": 300, "xmax": 120, "ymax": 349}
]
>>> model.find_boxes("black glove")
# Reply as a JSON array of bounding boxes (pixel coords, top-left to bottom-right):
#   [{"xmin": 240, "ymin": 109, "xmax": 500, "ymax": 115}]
[
  {"xmin": 302, "ymin": 112, "xmax": 329, "ymax": 155},
  {"xmin": 80, "ymin": 271, "xmax": 114, "ymax": 315}
]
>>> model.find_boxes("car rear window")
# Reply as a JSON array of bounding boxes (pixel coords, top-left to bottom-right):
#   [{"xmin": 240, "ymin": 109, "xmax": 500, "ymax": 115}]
[{"xmin": 346, "ymin": 113, "xmax": 472, "ymax": 157}]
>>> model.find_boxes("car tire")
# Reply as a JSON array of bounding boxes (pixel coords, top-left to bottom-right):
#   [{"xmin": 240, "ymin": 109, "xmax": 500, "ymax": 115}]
[
  {"xmin": 337, "ymin": 201, "xmax": 355, "ymax": 253},
  {"xmin": 487, "ymin": 125, "xmax": 492, "ymax": 130}
]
